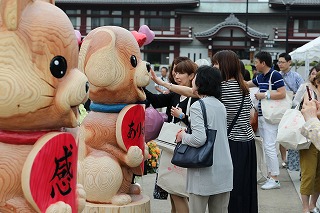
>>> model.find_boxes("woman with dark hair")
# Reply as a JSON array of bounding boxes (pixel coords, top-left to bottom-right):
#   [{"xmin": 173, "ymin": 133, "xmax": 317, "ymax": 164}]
[
  {"xmin": 145, "ymin": 58, "xmax": 198, "ymax": 213},
  {"xmin": 152, "ymin": 50, "xmax": 257, "ymax": 213},
  {"xmin": 168, "ymin": 56, "xmax": 190, "ymax": 85},
  {"xmin": 175, "ymin": 65, "xmax": 233, "ymax": 213},
  {"xmin": 195, "ymin": 66, "xmax": 221, "ymax": 97},
  {"xmin": 293, "ymin": 64, "xmax": 320, "ymax": 107},
  {"xmin": 146, "ymin": 59, "xmax": 198, "ymax": 125}
]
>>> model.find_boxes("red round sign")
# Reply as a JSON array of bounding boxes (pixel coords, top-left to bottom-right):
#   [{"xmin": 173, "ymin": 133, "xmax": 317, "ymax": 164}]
[
  {"xmin": 28, "ymin": 133, "xmax": 78, "ymax": 212},
  {"xmin": 120, "ymin": 105, "xmax": 145, "ymax": 171}
]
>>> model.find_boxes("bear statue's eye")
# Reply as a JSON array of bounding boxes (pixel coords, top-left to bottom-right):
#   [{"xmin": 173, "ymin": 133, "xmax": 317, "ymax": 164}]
[
  {"xmin": 50, "ymin": 56, "xmax": 67, "ymax": 78},
  {"xmin": 130, "ymin": 55, "xmax": 137, "ymax": 68}
]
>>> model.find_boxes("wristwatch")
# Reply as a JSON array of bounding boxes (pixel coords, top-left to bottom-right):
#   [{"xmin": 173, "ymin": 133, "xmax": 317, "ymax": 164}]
[
  {"xmin": 179, "ymin": 113, "xmax": 185, "ymax": 120},
  {"xmin": 265, "ymin": 91, "xmax": 271, "ymax": 99}
]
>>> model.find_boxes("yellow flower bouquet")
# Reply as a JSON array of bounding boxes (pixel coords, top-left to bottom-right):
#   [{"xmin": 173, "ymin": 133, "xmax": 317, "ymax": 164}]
[{"xmin": 146, "ymin": 140, "xmax": 161, "ymax": 174}]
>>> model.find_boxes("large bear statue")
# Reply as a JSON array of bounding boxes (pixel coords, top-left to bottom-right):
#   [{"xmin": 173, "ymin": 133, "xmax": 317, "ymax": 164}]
[
  {"xmin": 0, "ymin": 0, "xmax": 88, "ymax": 212},
  {"xmin": 78, "ymin": 26, "xmax": 151, "ymax": 208}
]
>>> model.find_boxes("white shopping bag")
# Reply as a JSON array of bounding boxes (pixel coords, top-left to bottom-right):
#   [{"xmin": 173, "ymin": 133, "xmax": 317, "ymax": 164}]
[
  {"xmin": 276, "ymin": 108, "xmax": 311, "ymax": 150},
  {"xmin": 261, "ymin": 91, "xmax": 293, "ymax": 124},
  {"xmin": 157, "ymin": 150, "xmax": 188, "ymax": 197},
  {"xmin": 261, "ymin": 71, "xmax": 293, "ymax": 124},
  {"xmin": 156, "ymin": 122, "xmax": 185, "ymax": 152}
]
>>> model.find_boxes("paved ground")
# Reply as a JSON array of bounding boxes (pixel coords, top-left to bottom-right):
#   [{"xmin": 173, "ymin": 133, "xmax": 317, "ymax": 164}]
[
  {"xmin": 136, "ymin": 167, "xmax": 304, "ymax": 213},
  {"xmin": 258, "ymin": 167, "xmax": 302, "ymax": 213}
]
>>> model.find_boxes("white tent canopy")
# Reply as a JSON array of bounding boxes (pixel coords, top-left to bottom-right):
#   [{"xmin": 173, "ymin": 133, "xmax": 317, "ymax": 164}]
[
  {"xmin": 289, "ymin": 36, "xmax": 320, "ymax": 79},
  {"xmin": 290, "ymin": 36, "xmax": 320, "ymax": 62}
]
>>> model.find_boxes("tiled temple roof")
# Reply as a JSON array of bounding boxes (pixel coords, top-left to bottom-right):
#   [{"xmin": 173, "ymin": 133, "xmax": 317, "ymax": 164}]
[
  {"xmin": 194, "ymin": 14, "xmax": 269, "ymax": 39},
  {"xmin": 269, "ymin": 0, "xmax": 320, "ymax": 7}
]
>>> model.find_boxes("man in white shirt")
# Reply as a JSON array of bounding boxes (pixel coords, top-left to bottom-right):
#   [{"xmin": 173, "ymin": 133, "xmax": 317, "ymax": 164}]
[
  {"xmin": 155, "ymin": 67, "xmax": 169, "ymax": 94},
  {"xmin": 155, "ymin": 66, "xmax": 169, "ymax": 112},
  {"xmin": 277, "ymin": 52, "xmax": 304, "ymax": 169}
]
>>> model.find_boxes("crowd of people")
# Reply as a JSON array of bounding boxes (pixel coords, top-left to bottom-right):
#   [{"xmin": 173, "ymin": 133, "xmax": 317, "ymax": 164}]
[{"xmin": 145, "ymin": 50, "xmax": 320, "ymax": 213}]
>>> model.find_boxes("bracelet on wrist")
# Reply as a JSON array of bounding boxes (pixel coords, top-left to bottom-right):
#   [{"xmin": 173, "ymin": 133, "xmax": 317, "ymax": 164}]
[{"xmin": 169, "ymin": 83, "xmax": 172, "ymax": 91}]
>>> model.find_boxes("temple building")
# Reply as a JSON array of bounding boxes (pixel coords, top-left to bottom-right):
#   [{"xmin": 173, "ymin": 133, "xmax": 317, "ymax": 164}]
[{"xmin": 56, "ymin": 0, "xmax": 320, "ymax": 66}]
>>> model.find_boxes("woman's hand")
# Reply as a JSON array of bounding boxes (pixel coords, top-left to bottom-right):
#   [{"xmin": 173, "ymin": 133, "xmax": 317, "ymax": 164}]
[
  {"xmin": 150, "ymin": 68, "xmax": 163, "ymax": 86},
  {"xmin": 171, "ymin": 106, "xmax": 183, "ymax": 118},
  {"xmin": 301, "ymin": 99, "xmax": 320, "ymax": 121},
  {"xmin": 175, "ymin": 129, "xmax": 184, "ymax": 143}
]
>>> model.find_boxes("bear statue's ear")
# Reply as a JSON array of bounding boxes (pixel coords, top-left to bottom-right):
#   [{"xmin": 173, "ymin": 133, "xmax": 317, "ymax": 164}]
[
  {"xmin": 78, "ymin": 36, "xmax": 90, "ymax": 74},
  {"xmin": 0, "ymin": 0, "xmax": 28, "ymax": 30},
  {"xmin": 79, "ymin": 28, "xmax": 116, "ymax": 74},
  {"xmin": 0, "ymin": 0, "xmax": 55, "ymax": 31}
]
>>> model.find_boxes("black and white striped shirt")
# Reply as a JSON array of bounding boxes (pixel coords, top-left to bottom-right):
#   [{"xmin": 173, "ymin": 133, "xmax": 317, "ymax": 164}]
[{"xmin": 221, "ymin": 80, "xmax": 255, "ymax": 142}]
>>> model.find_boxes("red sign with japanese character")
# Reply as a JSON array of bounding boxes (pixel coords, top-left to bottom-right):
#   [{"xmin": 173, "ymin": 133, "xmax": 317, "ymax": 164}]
[
  {"xmin": 23, "ymin": 132, "xmax": 78, "ymax": 213},
  {"xmin": 119, "ymin": 105, "xmax": 145, "ymax": 172}
]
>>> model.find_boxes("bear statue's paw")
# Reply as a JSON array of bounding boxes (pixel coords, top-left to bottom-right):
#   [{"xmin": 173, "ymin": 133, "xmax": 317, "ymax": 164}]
[
  {"xmin": 129, "ymin": 183, "xmax": 142, "ymax": 194},
  {"xmin": 45, "ymin": 201, "xmax": 71, "ymax": 213},
  {"xmin": 76, "ymin": 183, "xmax": 86, "ymax": 213},
  {"xmin": 3, "ymin": 197, "xmax": 36, "ymax": 213},
  {"xmin": 126, "ymin": 146, "xmax": 143, "ymax": 167},
  {"xmin": 111, "ymin": 194, "xmax": 132, "ymax": 206},
  {"xmin": 143, "ymin": 144, "xmax": 149, "ymax": 160}
]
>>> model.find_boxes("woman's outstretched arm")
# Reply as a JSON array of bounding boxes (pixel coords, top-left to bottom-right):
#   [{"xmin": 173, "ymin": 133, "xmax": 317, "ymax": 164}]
[{"xmin": 150, "ymin": 68, "xmax": 196, "ymax": 98}]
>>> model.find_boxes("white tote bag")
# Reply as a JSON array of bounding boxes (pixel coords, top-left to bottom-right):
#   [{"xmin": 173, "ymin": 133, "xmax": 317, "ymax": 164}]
[
  {"xmin": 276, "ymin": 107, "xmax": 311, "ymax": 150},
  {"xmin": 261, "ymin": 71, "xmax": 293, "ymax": 124},
  {"xmin": 156, "ymin": 122, "xmax": 184, "ymax": 153},
  {"xmin": 157, "ymin": 150, "xmax": 188, "ymax": 197},
  {"xmin": 156, "ymin": 98, "xmax": 191, "ymax": 152}
]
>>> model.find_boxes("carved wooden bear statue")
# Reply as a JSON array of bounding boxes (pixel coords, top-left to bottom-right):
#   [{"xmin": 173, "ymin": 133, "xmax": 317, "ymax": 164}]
[
  {"xmin": 78, "ymin": 26, "xmax": 150, "ymax": 207},
  {"xmin": 0, "ymin": 0, "xmax": 88, "ymax": 212}
]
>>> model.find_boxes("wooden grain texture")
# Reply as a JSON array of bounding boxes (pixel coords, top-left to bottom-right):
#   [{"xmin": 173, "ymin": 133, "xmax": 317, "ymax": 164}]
[
  {"xmin": 78, "ymin": 26, "xmax": 150, "ymax": 209},
  {"xmin": 0, "ymin": 0, "xmax": 88, "ymax": 130},
  {"xmin": 81, "ymin": 154, "xmax": 123, "ymax": 203},
  {"xmin": 78, "ymin": 111, "xmax": 136, "ymax": 205},
  {"xmin": 4, "ymin": 196, "xmax": 36, "ymax": 213},
  {"xmin": 78, "ymin": 26, "xmax": 150, "ymax": 104},
  {"xmin": 0, "ymin": 143, "xmax": 33, "ymax": 212},
  {"xmin": 82, "ymin": 195, "xmax": 150, "ymax": 213},
  {"xmin": 0, "ymin": 0, "xmax": 88, "ymax": 212},
  {"xmin": 80, "ymin": 112, "xmax": 118, "ymax": 150}
]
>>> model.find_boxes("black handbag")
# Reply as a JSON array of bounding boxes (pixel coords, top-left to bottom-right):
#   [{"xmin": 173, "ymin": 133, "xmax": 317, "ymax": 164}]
[
  {"xmin": 153, "ymin": 174, "xmax": 169, "ymax": 200},
  {"xmin": 171, "ymin": 99, "xmax": 217, "ymax": 168}
]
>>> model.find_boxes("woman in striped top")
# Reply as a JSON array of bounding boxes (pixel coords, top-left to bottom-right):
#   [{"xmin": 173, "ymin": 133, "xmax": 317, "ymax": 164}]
[
  {"xmin": 151, "ymin": 51, "xmax": 257, "ymax": 213},
  {"xmin": 212, "ymin": 50, "xmax": 257, "ymax": 213}
]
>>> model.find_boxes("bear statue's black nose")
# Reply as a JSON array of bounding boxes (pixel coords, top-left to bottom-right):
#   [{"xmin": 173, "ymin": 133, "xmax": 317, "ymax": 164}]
[
  {"xmin": 85, "ymin": 82, "xmax": 89, "ymax": 93},
  {"xmin": 146, "ymin": 62, "xmax": 151, "ymax": 73}
]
